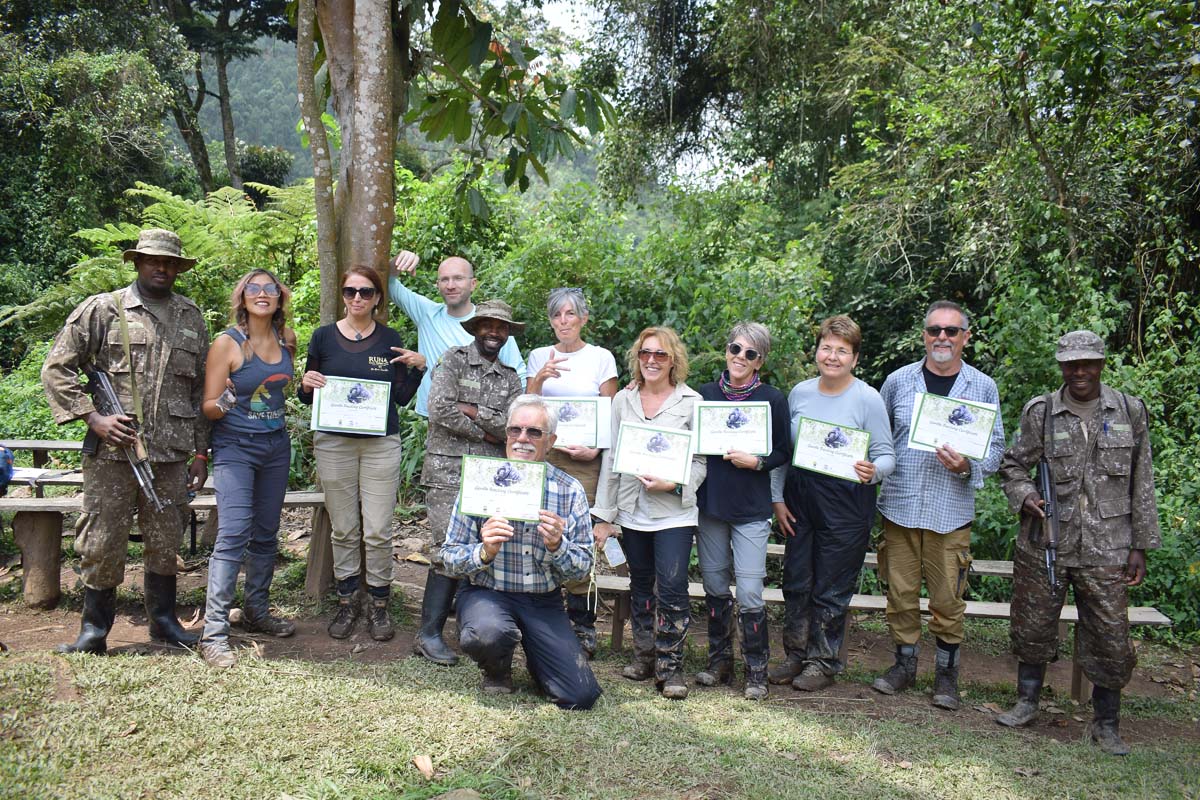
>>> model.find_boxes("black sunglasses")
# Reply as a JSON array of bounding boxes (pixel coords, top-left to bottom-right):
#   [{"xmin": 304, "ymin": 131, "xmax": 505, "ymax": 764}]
[
  {"xmin": 727, "ymin": 342, "xmax": 762, "ymax": 361},
  {"xmin": 245, "ymin": 283, "xmax": 280, "ymax": 297},
  {"xmin": 924, "ymin": 325, "xmax": 967, "ymax": 337},
  {"xmin": 506, "ymin": 425, "xmax": 546, "ymax": 440},
  {"xmin": 342, "ymin": 286, "xmax": 378, "ymax": 300}
]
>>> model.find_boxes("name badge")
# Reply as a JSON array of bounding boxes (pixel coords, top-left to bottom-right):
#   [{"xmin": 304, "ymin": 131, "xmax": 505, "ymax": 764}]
[
  {"xmin": 1053, "ymin": 431, "xmax": 1071, "ymax": 440},
  {"xmin": 181, "ymin": 329, "xmax": 198, "ymax": 339},
  {"xmin": 1110, "ymin": 423, "xmax": 1131, "ymax": 432},
  {"xmin": 459, "ymin": 378, "xmax": 481, "ymax": 390}
]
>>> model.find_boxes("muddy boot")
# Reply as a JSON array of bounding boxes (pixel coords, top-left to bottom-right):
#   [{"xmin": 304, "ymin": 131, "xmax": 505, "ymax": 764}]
[
  {"xmin": 792, "ymin": 663, "xmax": 834, "ymax": 692},
  {"xmin": 145, "ymin": 571, "xmax": 199, "ymax": 646},
  {"xmin": 654, "ymin": 605, "xmax": 691, "ymax": 695},
  {"xmin": 996, "ymin": 662, "xmax": 1045, "ymax": 727},
  {"xmin": 367, "ymin": 592, "xmax": 395, "ymax": 642},
  {"xmin": 622, "ymin": 594, "xmax": 656, "ymax": 681},
  {"xmin": 57, "ymin": 587, "xmax": 116, "ymax": 655},
  {"xmin": 327, "ymin": 592, "xmax": 360, "ymax": 639},
  {"xmin": 768, "ymin": 603, "xmax": 810, "ymax": 685},
  {"xmin": 931, "ymin": 640, "xmax": 961, "ymax": 710},
  {"xmin": 740, "ymin": 608, "xmax": 769, "ymax": 701},
  {"xmin": 414, "ymin": 570, "xmax": 459, "ymax": 665},
  {"xmin": 695, "ymin": 595, "xmax": 734, "ymax": 687},
  {"xmin": 872, "ymin": 644, "xmax": 918, "ymax": 695},
  {"xmin": 658, "ymin": 670, "xmax": 689, "ymax": 700},
  {"xmin": 481, "ymin": 652, "xmax": 516, "ymax": 695},
  {"xmin": 200, "ymin": 639, "xmax": 237, "ymax": 669},
  {"xmin": 565, "ymin": 591, "xmax": 597, "ymax": 659},
  {"xmin": 1089, "ymin": 686, "xmax": 1131, "ymax": 755},
  {"xmin": 242, "ymin": 552, "xmax": 295, "ymax": 637}
]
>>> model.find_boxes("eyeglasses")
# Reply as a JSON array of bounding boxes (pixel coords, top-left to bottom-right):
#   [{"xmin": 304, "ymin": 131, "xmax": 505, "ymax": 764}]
[
  {"xmin": 726, "ymin": 342, "xmax": 762, "ymax": 361},
  {"xmin": 505, "ymin": 425, "xmax": 546, "ymax": 440},
  {"xmin": 817, "ymin": 344, "xmax": 854, "ymax": 359},
  {"xmin": 342, "ymin": 286, "xmax": 378, "ymax": 300},
  {"xmin": 245, "ymin": 283, "xmax": 280, "ymax": 297},
  {"xmin": 637, "ymin": 349, "xmax": 671, "ymax": 363},
  {"xmin": 924, "ymin": 325, "xmax": 967, "ymax": 338}
]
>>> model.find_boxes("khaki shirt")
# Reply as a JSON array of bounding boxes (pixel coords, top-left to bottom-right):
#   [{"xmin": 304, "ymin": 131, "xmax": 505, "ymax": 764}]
[
  {"xmin": 41, "ymin": 283, "xmax": 209, "ymax": 462},
  {"xmin": 593, "ymin": 382, "xmax": 707, "ymax": 524},
  {"xmin": 999, "ymin": 384, "xmax": 1160, "ymax": 567},
  {"xmin": 421, "ymin": 342, "xmax": 523, "ymax": 487}
]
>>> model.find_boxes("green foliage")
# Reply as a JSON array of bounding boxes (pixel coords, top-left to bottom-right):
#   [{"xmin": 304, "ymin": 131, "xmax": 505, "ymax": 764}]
[{"xmin": 0, "ymin": 342, "xmax": 86, "ymax": 450}]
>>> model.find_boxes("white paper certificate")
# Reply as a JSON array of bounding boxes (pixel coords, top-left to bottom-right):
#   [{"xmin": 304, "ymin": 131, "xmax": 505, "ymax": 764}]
[
  {"xmin": 693, "ymin": 401, "xmax": 771, "ymax": 456},
  {"xmin": 612, "ymin": 422, "xmax": 695, "ymax": 485},
  {"xmin": 907, "ymin": 392, "xmax": 999, "ymax": 461},
  {"xmin": 544, "ymin": 396, "xmax": 612, "ymax": 449},
  {"xmin": 311, "ymin": 377, "xmax": 391, "ymax": 435},
  {"xmin": 457, "ymin": 456, "xmax": 547, "ymax": 522},
  {"xmin": 791, "ymin": 416, "xmax": 871, "ymax": 482}
]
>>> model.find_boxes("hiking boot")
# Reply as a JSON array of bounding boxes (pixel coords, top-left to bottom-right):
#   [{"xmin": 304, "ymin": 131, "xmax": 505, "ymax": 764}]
[
  {"xmin": 240, "ymin": 610, "xmax": 296, "ymax": 638},
  {"xmin": 931, "ymin": 640, "xmax": 961, "ymax": 711},
  {"xmin": 740, "ymin": 608, "xmax": 770, "ymax": 701},
  {"xmin": 696, "ymin": 660, "xmax": 733, "ymax": 687},
  {"xmin": 872, "ymin": 644, "xmax": 919, "ymax": 695},
  {"xmin": 792, "ymin": 663, "xmax": 835, "ymax": 692},
  {"xmin": 696, "ymin": 595, "xmax": 734, "ymax": 686},
  {"xmin": 367, "ymin": 596, "xmax": 394, "ymax": 642},
  {"xmin": 566, "ymin": 591, "xmax": 598, "ymax": 659},
  {"xmin": 200, "ymin": 640, "xmax": 237, "ymax": 669},
  {"xmin": 622, "ymin": 658, "xmax": 655, "ymax": 681},
  {"xmin": 996, "ymin": 662, "xmax": 1045, "ymax": 728},
  {"xmin": 768, "ymin": 658, "xmax": 805, "ymax": 685},
  {"xmin": 57, "ymin": 587, "xmax": 116, "ymax": 655},
  {"xmin": 658, "ymin": 671, "xmax": 689, "ymax": 700},
  {"xmin": 1089, "ymin": 686, "xmax": 1130, "ymax": 756},
  {"xmin": 481, "ymin": 654, "xmax": 515, "ymax": 695},
  {"xmin": 414, "ymin": 570, "xmax": 459, "ymax": 665},
  {"xmin": 145, "ymin": 572, "xmax": 199, "ymax": 647},
  {"xmin": 327, "ymin": 593, "xmax": 359, "ymax": 640}
]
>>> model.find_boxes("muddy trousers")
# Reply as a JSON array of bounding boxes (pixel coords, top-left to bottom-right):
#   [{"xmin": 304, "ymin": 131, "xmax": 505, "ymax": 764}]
[
  {"xmin": 457, "ymin": 585, "xmax": 601, "ymax": 710},
  {"xmin": 1010, "ymin": 546, "xmax": 1135, "ymax": 689},
  {"xmin": 781, "ymin": 469, "xmax": 876, "ymax": 674},
  {"xmin": 879, "ymin": 519, "xmax": 972, "ymax": 646},
  {"xmin": 622, "ymin": 525, "xmax": 694, "ymax": 681}
]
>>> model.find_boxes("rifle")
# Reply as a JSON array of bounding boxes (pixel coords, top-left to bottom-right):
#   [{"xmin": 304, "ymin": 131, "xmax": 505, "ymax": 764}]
[
  {"xmin": 80, "ymin": 364, "xmax": 167, "ymax": 513},
  {"xmin": 1034, "ymin": 457, "xmax": 1059, "ymax": 592}
]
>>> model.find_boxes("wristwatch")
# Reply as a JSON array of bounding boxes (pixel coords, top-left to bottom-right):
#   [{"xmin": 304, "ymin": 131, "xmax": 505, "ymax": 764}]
[{"xmin": 755, "ymin": 456, "xmax": 766, "ymax": 471}]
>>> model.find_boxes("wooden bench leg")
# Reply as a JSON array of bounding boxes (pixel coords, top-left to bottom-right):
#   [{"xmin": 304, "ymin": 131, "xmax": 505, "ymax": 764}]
[
  {"xmin": 838, "ymin": 613, "xmax": 852, "ymax": 667},
  {"xmin": 611, "ymin": 593, "xmax": 629, "ymax": 653},
  {"xmin": 12, "ymin": 510, "xmax": 63, "ymax": 609},
  {"xmin": 200, "ymin": 507, "xmax": 219, "ymax": 549},
  {"xmin": 1070, "ymin": 624, "xmax": 1091, "ymax": 703},
  {"xmin": 305, "ymin": 506, "xmax": 335, "ymax": 600}
]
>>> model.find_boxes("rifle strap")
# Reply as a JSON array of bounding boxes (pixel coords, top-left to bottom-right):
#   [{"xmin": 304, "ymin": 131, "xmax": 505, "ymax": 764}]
[{"xmin": 111, "ymin": 291, "xmax": 144, "ymax": 423}]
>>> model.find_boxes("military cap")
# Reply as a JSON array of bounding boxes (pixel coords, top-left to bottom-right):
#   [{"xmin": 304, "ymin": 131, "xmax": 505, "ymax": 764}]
[{"xmin": 1055, "ymin": 330, "xmax": 1105, "ymax": 362}]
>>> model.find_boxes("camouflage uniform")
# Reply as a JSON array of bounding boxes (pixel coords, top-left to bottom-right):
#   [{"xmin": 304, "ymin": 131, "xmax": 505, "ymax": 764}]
[
  {"xmin": 41, "ymin": 283, "xmax": 209, "ymax": 589},
  {"xmin": 421, "ymin": 342, "xmax": 523, "ymax": 566},
  {"xmin": 999, "ymin": 384, "xmax": 1160, "ymax": 689}
]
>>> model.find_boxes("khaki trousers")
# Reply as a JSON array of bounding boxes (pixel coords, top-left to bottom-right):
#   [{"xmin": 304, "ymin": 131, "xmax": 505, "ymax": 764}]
[
  {"xmin": 878, "ymin": 518, "xmax": 972, "ymax": 645},
  {"xmin": 547, "ymin": 448, "xmax": 601, "ymax": 597}
]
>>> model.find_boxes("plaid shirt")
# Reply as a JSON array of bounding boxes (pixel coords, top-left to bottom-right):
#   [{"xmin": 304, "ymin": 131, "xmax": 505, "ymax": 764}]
[
  {"xmin": 441, "ymin": 463, "xmax": 594, "ymax": 592},
  {"xmin": 877, "ymin": 360, "xmax": 1006, "ymax": 534}
]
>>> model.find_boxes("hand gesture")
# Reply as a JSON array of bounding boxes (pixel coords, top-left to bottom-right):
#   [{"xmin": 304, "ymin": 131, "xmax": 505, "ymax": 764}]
[
  {"xmin": 391, "ymin": 250, "xmax": 419, "ymax": 276},
  {"xmin": 390, "ymin": 347, "xmax": 426, "ymax": 371}
]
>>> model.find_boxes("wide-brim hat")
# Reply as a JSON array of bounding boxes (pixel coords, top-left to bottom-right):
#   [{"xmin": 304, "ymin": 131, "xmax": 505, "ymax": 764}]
[
  {"xmin": 122, "ymin": 228, "xmax": 198, "ymax": 272},
  {"xmin": 461, "ymin": 299, "xmax": 526, "ymax": 334},
  {"xmin": 1055, "ymin": 330, "xmax": 1105, "ymax": 362}
]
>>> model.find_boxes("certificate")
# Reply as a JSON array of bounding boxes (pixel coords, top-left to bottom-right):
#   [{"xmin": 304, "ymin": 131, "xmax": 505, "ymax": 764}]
[
  {"xmin": 693, "ymin": 401, "xmax": 771, "ymax": 456},
  {"xmin": 457, "ymin": 455, "xmax": 547, "ymax": 522},
  {"xmin": 311, "ymin": 377, "xmax": 391, "ymax": 435},
  {"xmin": 612, "ymin": 422, "xmax": 695, "ymax": 486},
  {"xmin": 791, "ymin": 416, "xmax": 870, "ymax": 482},
  {"xmin": 544, "ymin": 396, "xmax": 612, "ymax": 449},
  {"xmin": 907, "ymin": 392, "xmax": 999, "ymax": 461}
]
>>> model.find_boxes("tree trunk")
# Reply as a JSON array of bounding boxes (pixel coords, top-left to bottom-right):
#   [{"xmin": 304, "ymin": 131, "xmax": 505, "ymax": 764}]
[
  {"xmin": 298, "ymin": 0, "xmax": 339, "ymax": 324},
  {"xmin": 171, "ymin": 57, "xmax": 214, "ymax": 194},
  {"xmin": 215, "ymin": 7, "xmax": 242, "ymax": 190}
]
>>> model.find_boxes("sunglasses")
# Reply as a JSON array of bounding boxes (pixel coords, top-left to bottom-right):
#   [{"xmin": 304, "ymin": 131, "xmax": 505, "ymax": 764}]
[
  {"xmin": 637, "ymin": 348, "xmax": 671, "ymax": 363},
  {"xmin": 506, "ymin": 425, "xmax": 546, "ymax": 440},
  {"xmin": 924, "ymin": 325, "xmax": 967, "ymax": 337},
  {"xmin": 244, "ymin": 283, "xmax": 280, "ymax": 297},
  {"xmin": 342, "ymin": 286, "xmax": 378, "ymax": 300},
  {"xmin": 726, "ymin": 342, "xmax": 762, "ymax": 361}
]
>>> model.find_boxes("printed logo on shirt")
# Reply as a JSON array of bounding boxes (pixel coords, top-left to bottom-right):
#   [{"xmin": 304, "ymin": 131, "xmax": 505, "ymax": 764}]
[
  {"xmin": 368, "ymin": 355, "xmax": 390, "ymax": 372},
  {"xmin": 247, "ymin": 372, "xmax": 293, "ymax": 430}
]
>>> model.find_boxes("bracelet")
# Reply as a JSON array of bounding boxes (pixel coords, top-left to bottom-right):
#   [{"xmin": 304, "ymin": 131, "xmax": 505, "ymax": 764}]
[
  {"xmin": 673, "ymin": 483, "xmax": 683, "ymax": 497},
  {"xmin": 193, "ymin": 452, "xmax": 209, "ymax": 462}
]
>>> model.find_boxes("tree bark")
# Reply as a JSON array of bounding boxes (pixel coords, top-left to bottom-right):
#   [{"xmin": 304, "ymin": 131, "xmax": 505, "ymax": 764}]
[
  {"xmin": 171, "ymin": 58, "xmax": 214, "ymax": 193},
  {"xmin": 215, "ymin": 6, "xmax": 242, "ymax": 190}
]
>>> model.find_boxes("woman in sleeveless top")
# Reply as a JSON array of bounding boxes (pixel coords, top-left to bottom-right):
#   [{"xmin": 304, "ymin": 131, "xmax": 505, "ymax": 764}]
[{"xmin": 198, "ymin": 269, "xmax": 298, "ymax": 668}]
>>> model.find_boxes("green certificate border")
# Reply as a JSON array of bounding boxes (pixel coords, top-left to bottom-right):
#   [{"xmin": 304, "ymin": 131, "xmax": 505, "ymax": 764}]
[
  {"xmin": 612, "ymin": 421, "xmax": 695, "ymax": 485},
  {"xmin": 693, "ymin": 401, "xmax": 772, "ymax": 456},
  {"xmin": 908, "ymin": 393, "xmax": 998, "ymax": 461},
  {"xmin": 791, "ymin": 416, "xmax": 871, "ymax": 482},
  {"xmin": 456, "ymin": 455, "xmax": 547, "ymax": 522},
  {"xmin": 544, "ymin": 397, "xmax": 600, "ymax": 448},
  {"xmin": 311, "ymin": 377, "xmax": 391, "ymax": 435}
]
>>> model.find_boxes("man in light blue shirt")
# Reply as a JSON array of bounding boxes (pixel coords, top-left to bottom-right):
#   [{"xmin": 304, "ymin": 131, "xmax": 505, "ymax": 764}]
[
  {"xmin": 388, "ymin": 251, "xmax": 526, "ymax": 416},
  {"xmin": 871, "ymin": 300, "xmax": 1005, "ymax": 712}
]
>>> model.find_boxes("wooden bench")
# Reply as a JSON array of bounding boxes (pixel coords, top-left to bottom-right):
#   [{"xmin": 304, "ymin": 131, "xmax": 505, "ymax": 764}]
[
  {"xmin": 1, "ymin": 440, "xmax": 84, "ymax": 498},
  {"xmin": 0, "ymin": 491, "xmax": 330, "ymax": 609},
  {"xmin": 598, "ymin": 553, "xmax": 1170, "ymax": 702}
]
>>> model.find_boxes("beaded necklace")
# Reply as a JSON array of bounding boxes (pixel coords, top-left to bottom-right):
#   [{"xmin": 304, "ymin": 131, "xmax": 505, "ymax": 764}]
[{"xmin": 719, "ymin": 370, "xmax": 760, "ymax": 401}]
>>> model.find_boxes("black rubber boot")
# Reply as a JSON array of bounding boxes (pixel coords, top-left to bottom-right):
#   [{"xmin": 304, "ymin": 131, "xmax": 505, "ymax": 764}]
[
  {"xmin": 565, "ymin": 591, "xmax": 597, "ymax": 658},
  {"xmin": 695, "ymin": 595, "xmax": 734, "ymax": 686},
  {"xmin": 931, "ymin": 639, "xmax": 961, "ymax": 710},
  {"xmin": 740, "ymin": 608, "xmax": 770, "ymax": 701},
  {"xmin": 144, "ymin": 571, "xmax": 199, "ymax": 646},
  {"xmin": 480, "ymin": 652, "xmax": 516, "ymax": 695},
  {"xmin": 622, "ymin": 594, "xmax": 656, "ymax": 681},
  {"xmin": 414, "ymin": 570, "xmax": 459, "ymax": 665},
  {"xmin": 872, "ymin": 644, "xmax": 919, "ymax": 695},
  {"xmin": 996, "ymin": 662, "xmax": 1045, "ymax": 727},
  {"xmin": 57, "ymin": 587, "xmax": 116, "ymax": 655},
  {"xmin": 1089, "ymin": 685, "xmax": 1131, "ymax": 755}
]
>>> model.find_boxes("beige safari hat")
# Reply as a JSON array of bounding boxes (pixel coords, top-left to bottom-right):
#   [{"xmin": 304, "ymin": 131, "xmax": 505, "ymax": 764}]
[
  {"xmin": 122, "ymin": 229, "xmax": 198, "ymax": 271},
  {"xmin": 461, "ymin": 299, "xmax": 526, "ymax": 334}
]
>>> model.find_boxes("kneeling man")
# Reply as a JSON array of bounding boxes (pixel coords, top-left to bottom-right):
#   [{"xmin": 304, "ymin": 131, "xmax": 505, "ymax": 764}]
[{"xmin": 441, "ymin": 394, "xmax": 602, "ymax": 710}]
